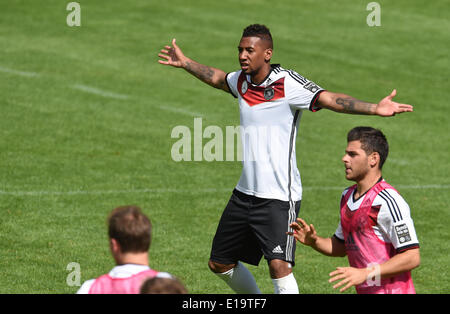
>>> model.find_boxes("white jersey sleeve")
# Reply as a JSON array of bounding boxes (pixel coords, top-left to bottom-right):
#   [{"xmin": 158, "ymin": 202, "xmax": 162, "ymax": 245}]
[
  {"xmin": 76, "ymin": 279, "xmax": 95, "ymax": 294},
  {"xmin": 225, "ymin": 70, "xmax": 241, "ymax": 98},
  {"xmin": 284, "ymin": 69, "xmax": 324, "ymax": 111},
  {"xmin": 334, "ymin": 189, "xmax": 348, "ymax": 241},
  {"xmin": 376, "ymin": 189, "xmax": 420, "ymax": 252},
  {"xmin": 334, "ymin": 221, "xmax": 344, "ymax": 241}
]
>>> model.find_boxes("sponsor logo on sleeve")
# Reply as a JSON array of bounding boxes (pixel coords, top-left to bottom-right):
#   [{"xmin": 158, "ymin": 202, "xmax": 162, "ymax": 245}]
[
  {"xmin": 395, "ymin": 224, "xmax": 412, "ymax": 244},
  {"xmin": 303, "ymin": 81, "xmax": 320, "ymax": 93}
]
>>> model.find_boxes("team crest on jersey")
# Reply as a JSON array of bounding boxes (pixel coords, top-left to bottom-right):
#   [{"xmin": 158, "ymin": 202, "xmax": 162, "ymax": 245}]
[
  {"xmin": 241, "ymin": 80, "xmax": 248, "ymax": 94},
  {"xmin": 264, "ymin": 87, "xmax": 275, "ymax": 101},
  {"xmin": 236, "ymin": 72, "xmax": 285, "ymax": 106}
]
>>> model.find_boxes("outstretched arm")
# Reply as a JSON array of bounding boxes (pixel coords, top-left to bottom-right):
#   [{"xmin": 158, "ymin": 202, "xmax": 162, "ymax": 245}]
[
  {"xmin": 317, "ymin": 89, "xmax": 413, "ymax": 116},
  {"xmin": 158, "ymin": 38, "xmax": 230, "ymax": 93}
]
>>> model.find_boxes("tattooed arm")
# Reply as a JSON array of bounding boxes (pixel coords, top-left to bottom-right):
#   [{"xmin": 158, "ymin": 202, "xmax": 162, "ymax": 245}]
[
  {"xmin": 183, "ymin": 59, "xmax": 229, "ymax": 91},
  {"xmin": 158, "ymin": 38, "xmax": 230, "ymax": 93},
  {"xmin": 317, "ymin": 90, "xmax": 413, "ymax": 117}
]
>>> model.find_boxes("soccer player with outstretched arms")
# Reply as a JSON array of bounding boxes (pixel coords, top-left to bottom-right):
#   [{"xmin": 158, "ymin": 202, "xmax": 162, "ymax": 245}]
[{"xmin": 159, "ymin": 24, "xmax": 413, "ymax": 294}]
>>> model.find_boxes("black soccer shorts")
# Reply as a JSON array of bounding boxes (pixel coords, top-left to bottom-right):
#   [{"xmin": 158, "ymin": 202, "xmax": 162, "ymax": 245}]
[{"xmin": 210, "ymin": 189, "xmax": 301, "ymax": 266}]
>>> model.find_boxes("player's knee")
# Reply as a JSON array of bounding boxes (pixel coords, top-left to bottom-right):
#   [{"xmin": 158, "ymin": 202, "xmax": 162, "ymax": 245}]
[
  {"xmin": 269, "ymin": 259, "xmax": 292, "ymax": 278},
  {"xmin": 208, "ymin": 260, "xmax": 235, "ymax": 274}
]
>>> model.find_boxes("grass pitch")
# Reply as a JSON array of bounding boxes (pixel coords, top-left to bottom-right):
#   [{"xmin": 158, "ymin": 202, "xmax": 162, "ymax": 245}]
[{"xmin": 0, "ymin": 0, "xmax": 449, "ymax": 293}]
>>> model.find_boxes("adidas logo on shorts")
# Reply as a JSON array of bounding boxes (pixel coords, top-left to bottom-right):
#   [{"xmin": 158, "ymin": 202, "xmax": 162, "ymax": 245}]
[{"xmin": 272, "ymin": 245, "xmax": 283, "ymax": 254}]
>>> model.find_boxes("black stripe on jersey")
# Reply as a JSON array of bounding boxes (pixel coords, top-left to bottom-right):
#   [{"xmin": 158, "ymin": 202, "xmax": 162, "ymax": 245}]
[
  {"xmin": 276, "ymin": 66, "xmax": 308, "ymax": 85},
  {"xmin": 380, "ymin": 190, "xmax": 403, "ymax": 221},
  {"xmin": 378, "ymin": 191, "xmax": 399, "ymax": 223},
  {"xmin": 287, "ymin": 110, "xmax": 300, "ymax": 202},
  {"xmin": 285, "ymin": 106, "xmax": 300, "ymax": 263},
  {"xmin": 396, "ymin": 243, "xmax": 420, "ymax": 254},
  {"xmin": 285, "ymin": 109, "xmax": 300, "ymax": 262},
  {"xmin": 378, "ymin": 192, "xmax": 398, "ymax": 222},
  {"xmin": 287, "ymin": 71, "xmax": 308, "ymax": 85},
  {"xmin": 285, "ymin": 200, "xmax": 297, "ymax": 262},
  {"xmin": 290, "ymin": 71, "xmax": 308, "ymax": 84},
  {"xmin": 271, "ymin": 64, "xmax": 281, "ymax": 73}
]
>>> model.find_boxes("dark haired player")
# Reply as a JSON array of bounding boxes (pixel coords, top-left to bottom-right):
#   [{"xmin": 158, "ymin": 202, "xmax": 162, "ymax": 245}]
[
  {"xmin": 158, "ymin": 24, "xmax": 413, "ymax": 293},
  {"xmin": 289, "ymin": 127, "xmax": 420, "ymax": 294}
]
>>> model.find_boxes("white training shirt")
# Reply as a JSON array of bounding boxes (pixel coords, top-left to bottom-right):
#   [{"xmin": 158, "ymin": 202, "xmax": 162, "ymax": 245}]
[
  {"xmin": 335, "ymin": 187, "xmax": 420, "ymax": 252},
  {"xmin": 226, "ymin": 64, "xmax": 324, "ymax": 202}
]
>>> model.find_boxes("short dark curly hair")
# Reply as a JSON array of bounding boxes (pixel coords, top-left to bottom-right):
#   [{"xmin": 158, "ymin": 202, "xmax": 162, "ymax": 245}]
[
  {"xmin": 242, "ymin": 24, "xmax": 273, "ymax": 48},
  {"xmin": 347, "ymin": 126, "xmax": 389, "ymax": 169}
]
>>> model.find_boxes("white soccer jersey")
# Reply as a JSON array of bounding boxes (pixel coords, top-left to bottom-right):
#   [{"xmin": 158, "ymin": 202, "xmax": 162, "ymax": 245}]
[
  {"xmin": 226, "ymin": 64, "xmax": 324, "ymax": 202},
  {"xmin": 335, "ymin": 185, "xmax": 420, "ymax": 252}
]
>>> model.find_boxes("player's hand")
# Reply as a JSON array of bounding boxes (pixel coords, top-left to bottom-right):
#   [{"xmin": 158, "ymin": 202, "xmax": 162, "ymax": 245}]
[
  {"xmin": 328, "ymin": 267, "xmax": 370, "ymax": 292},
  {"xmin": 158, "ymin": 38, "xmax": 187, "ymax": 68},
  {"xmin": 288, "ymin": 218, "xmax": 317, "ymax": 246},
  {"xmin": 375, "ymin": 89, "xmax": 413, "ymax": 116}
]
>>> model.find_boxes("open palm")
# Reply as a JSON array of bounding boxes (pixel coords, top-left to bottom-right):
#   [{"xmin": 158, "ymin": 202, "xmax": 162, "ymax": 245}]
[
  {"xmin": 158, "ymin": 38, "xmax": 186, "ymax": 68},
  {"xmin": 376, "ymin": 89, "xmax": 413, "ymax": 116},
  {"xmin": 289, "ymin": 218, "xmax": 317, "ymax": 246}
]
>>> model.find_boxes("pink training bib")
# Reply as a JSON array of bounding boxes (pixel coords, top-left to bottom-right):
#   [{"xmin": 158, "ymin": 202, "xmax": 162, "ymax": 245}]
[
  {"xmin": 340, "ymin": 181, "xmax": 415, "ymax": 294},
  {"xmin": 88, "ymin": 269, "xmax": 159, "ymax": 294}
]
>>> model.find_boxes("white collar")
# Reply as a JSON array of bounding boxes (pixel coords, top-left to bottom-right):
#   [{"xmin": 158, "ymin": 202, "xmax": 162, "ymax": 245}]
[{"xmin": 108, "ymin": 264, "xmax": 150, "ymax": 278}]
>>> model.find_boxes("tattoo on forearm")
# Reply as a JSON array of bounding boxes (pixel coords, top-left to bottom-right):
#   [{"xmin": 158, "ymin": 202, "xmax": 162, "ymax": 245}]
[
  {"xmin": 335, "ymin": 97, "xmax": 376, "ymax": 114},
  {"xmin": 185, "ymin": 61, "xmax": 215, "ymax": 84}
]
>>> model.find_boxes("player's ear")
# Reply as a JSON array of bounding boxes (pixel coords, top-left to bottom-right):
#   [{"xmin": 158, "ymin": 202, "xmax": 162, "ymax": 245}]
[
  {"xmin": 369, "ymin": 152, "xmax": 380, "ymax": 168},
  {"xmin": 264, "ymin": 48, "xmax": 272, "ymax": 63},
  {"xmin": 110, "ymin": 238, "xmax": 121, "ymax": 253}
]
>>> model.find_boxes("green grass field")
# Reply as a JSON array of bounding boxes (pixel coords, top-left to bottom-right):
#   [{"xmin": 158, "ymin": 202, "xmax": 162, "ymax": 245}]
[{"xmin": 0, "ymin": 0, "xmax": 448, "ymax": 294}]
